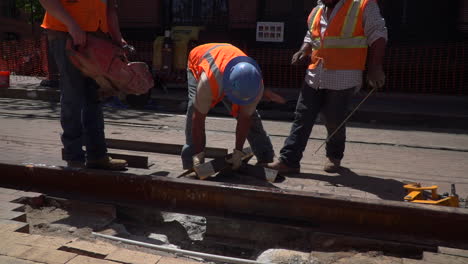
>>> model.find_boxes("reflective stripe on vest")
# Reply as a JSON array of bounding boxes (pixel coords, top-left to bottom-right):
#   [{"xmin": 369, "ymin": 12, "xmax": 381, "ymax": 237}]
[{"xmin": 201, "ymin": 44, "xmax": 231, "ymax": 102}]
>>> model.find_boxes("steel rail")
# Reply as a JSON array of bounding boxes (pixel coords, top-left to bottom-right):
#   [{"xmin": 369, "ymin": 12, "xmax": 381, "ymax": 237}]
[
  {"xmin": 1, "ymin": 162, "xmax": 467, "ymax": 249},
  {"xmin": 93, "ymin": 232, "xmax": 263, "ymax": 264}
]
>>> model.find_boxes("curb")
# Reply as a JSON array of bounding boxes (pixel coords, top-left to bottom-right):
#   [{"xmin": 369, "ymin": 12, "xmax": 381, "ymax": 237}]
[{"xmin": 1, "ymin": 85, "xmax": 468, "ymax": 130}]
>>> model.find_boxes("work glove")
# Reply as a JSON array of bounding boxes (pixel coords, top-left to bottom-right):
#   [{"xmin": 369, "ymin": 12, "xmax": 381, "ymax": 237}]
[
  {"xmin": 367, "ymin": 66, "xmax": 385, "ymax": 89},
  {"xmin": 192, "ymin": 152, "xmax": 205, "ymax": 167},
  {"xmin": 226, "ymin": 149, "xmax": 244, "ymax": 171}
]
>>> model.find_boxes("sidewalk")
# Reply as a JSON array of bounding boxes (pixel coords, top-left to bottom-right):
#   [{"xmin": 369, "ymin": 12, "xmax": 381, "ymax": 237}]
[
  {"xmin": 0, "ymin": 186, "xmax": 203, "ymax": 264},
  {"xmin": 2, "ymin": 75, "xmax": 468, "ymax": 130}
]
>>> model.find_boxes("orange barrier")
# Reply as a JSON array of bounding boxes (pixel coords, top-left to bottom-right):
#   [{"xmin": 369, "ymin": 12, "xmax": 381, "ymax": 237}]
[
  {"xmin": 0, "ymin": 35, "xmax": 48, "ymax": 78},
  {"xmin": 0, "ymin": 36, "xmax": 467, "ymax": 95}
]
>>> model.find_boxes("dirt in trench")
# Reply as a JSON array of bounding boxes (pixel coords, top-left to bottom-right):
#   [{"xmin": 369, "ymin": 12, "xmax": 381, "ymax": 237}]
[{"xmin": 24, "ymin": 198, "xmax": 421, "ymax": 264}]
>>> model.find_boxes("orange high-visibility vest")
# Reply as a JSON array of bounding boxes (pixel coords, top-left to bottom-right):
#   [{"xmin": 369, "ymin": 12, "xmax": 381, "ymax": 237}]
[
  {"xmin": 188, "ymin": 43, "xmax": 246, "ymax": 116},
  {"xmin": 308, "ymin": 0, "xmax": 370, "ymax": 70},
  {"xmin": 41, "ymin": 0, "xmax": 108, "ymax": 33}
]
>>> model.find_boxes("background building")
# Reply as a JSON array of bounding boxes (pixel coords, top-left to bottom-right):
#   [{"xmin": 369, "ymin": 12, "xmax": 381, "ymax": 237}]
[{"xmin": 0, "ymin": 0, "xmax": 466, "ymax": 94}]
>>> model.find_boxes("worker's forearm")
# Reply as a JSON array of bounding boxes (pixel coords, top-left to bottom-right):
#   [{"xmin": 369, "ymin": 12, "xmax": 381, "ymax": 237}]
[
  {"xmin": 191, "ymin": 109, "xmax": 206, "ymax": 154},
  {"xmin": 39, "ymin": 0, "xmax": 78, "ymax": 30},
  {"xmin": 368, "ymin": 37, "xmax": 386, "ymax": 68},
  {"xmin": 235, "ymin": 114, "xmax": 251, "ymax": 151},
  {"xmin": 299, "ymin": 42, "xmax": 313, "ymax": 56},
  {"xmin": 107, "ymin": 0, "xmax": 123, "ymax": 43}
]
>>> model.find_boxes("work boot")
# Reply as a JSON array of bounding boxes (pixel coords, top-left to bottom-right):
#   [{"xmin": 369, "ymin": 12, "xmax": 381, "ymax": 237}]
[
  {"xmin": 265, "ymin": 160, "xmax": 300, "ymax": 175},
  {"xmin": 324, "ymin": 157, "xmax": 341, "ymax": 173},
  {"xmin": 86, "ymin": 156, "xmax": 128, "ymax": 171},
  {"xmin": 255, "ymin": 157, "xmax": 274, "ymax": 167},
  {"xmin": 66, "ymin": 160, "xmax": 85, "ymax": 169}
]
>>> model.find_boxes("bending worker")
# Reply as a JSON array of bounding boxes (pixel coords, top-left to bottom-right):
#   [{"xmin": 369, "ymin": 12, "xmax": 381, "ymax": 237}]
[
  {"xmin": 267, "ymin": 0, "xmax": 387, "ymax": 174},
  {"xmin": 181, "ymin": 43, "xmax": 285, "ymax": 171}
]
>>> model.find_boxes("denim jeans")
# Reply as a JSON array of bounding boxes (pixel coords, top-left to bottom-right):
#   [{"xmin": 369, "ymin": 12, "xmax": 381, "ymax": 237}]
[
  {"xmin": 181, "ymin": 70, "xmax": 275, "ymax": 169},
  {"xmin": 279, "ymin": 81, "xmax": 354, "ymax": 168},
  {"xmin": 47, "ymin": 30, "xmax": 107, "ymax": 162}
]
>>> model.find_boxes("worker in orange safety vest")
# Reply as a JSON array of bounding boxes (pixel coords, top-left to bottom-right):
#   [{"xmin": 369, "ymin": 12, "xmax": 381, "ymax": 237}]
[
  {"xmin": 40, "ymin": 0, "xmax": 128, "ymax": 170},
  {"xmin": 181, "ymin": 43, "xmax": 286, "ymax": 171},
  {"xmin": 266, "ymin": 0, "xmax": 387, "ymax": 174}
]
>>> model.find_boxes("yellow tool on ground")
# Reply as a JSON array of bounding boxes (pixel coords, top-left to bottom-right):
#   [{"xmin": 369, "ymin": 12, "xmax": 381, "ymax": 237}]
[{"xmin": 403, "ymin": 183, "xmax": 459, "ymax": 207}]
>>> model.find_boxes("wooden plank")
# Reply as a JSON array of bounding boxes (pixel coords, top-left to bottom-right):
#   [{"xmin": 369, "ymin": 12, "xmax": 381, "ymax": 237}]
[
  {"xmin": 423, "ymin": 252, "xmax": 468, "ymax": 264},
  {"xmin": 106, "ymin": 153, "xmax": 149, "ymax": 169},
  {"xmin": 438, "ymin": 247, "xmax": 468, "ymax": 258},
  {"xmin": 106, "ymin": 138, "xmax": 228, "ymax": 158},
  {"xmin": 61, "ymin": 149, "xmax": 149, "ymax": 169},
  {"xmin": 402, "ymin": 259, "xmax": 425, "ymax": 264},
  {"xmin": 194, "ymin": 148, "xmax": 253, "ymax": 179}
]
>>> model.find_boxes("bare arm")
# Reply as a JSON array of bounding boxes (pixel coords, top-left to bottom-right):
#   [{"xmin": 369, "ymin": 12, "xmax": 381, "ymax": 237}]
[
  {"xmin": 368, "ymin": 37, "xmax": 386, "ymax": 68},
  {"xmin": 235, "ymin": 111, "xmax": 251, "ymax": 151},
  {"xmin": 363, "ymin": 1, "xmax": 387, "ymax": 88},
  {"xmin": 191, "ymin": 107, "xmax": 207, "ymax": 155},
  {"xmin": 107, "ymin": 0, "xmax": 126, "ymax": 46},
  {"xmin": 39, "ymin": 0, "xmax": 86, "ymax": 46},
  {"xmin": 291, "ymin": 42, "xmax": 313, "ymax": 65}
]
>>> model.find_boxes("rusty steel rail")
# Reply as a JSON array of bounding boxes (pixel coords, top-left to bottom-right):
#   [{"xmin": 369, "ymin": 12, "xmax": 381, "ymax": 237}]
[{"xmin": 1, "ymin": 162, "xmax": 467, "ymax": 249}]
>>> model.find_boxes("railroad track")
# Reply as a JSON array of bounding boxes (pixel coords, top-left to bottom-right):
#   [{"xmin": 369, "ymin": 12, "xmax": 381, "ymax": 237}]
[
  {"xmin": 1, "ymin": 161, "xmax": 467, "ymax": 255},
  {"xmin": 1, "ymin": 110, "xmax": 467, "ymax": 153}
]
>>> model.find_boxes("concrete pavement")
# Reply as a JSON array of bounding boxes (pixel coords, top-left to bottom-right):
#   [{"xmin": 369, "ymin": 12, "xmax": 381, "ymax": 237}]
[
  {"xmin": 1, "ymin": 97, "xmax": 467, "ymax": 204},
  {"xmin": 2, "ymin": 75, "xmax": 468, "ymax": 129},
  {"xmin": 0, "ymin": 187, "xmax": 204, "ymax": 264}
]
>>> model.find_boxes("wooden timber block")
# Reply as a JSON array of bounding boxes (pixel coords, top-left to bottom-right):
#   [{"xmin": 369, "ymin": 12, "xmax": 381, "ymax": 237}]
[
  {"xmin": 106, "ymin": 138, "xmax": 228, "ymax": 158},
  {"xmin": 438, "ymin": 247, "xmax": 468, "ymax": 258},
  {"xmin": 194, "ymin": 148, "xmax": 253, "ymax": 180},
  {"xmin": 423, "ymin": 251, "xmax": 468, "ymax": 264},
  {"xmin": 61, "ymin": 149, "xmax": 149, "ymax": 169}
]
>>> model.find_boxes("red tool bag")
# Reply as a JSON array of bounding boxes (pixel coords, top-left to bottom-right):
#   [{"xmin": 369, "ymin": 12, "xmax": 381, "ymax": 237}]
[{"xmin": 66, "ymin": 34, "xmax": 154, "ymax": 98}]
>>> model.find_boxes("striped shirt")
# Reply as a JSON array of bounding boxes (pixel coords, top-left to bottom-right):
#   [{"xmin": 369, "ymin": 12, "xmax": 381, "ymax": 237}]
[{"xmin": 303, "ymin": 0, "xmax": 388, "ymax": 90}]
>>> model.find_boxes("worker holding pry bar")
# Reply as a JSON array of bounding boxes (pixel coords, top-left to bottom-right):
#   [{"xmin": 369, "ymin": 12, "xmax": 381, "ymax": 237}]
[
  {"xmin": 266, "ymin": 0, "xmax": 387, "ymax": 174},
  {"xmin": 181, "ymin": 43, "xmax": 286, "ymax": 171}
]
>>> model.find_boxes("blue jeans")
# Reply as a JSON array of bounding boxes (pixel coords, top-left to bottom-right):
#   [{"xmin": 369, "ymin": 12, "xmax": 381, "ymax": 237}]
[
  {"xmin": 279, "ymin": 81, "xmax": 354, "ymax": 169},
  {"xmin": 47, "ymin": 30, "xmax": 107, "ymax": 162},
  {"xmin": 181, "ymin": 70, "xmax": 275, "ymax": 169}
]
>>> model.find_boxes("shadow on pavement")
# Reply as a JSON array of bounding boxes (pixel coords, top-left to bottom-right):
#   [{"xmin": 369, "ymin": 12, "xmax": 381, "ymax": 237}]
[{"xmin": 288, "ymin": 167, "xmax": 406, "ymax": 201}]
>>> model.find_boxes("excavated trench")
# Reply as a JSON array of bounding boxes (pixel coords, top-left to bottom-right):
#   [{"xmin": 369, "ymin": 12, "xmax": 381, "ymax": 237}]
[{"xmin": 24, "ymin": 196, "xmax": 429, "ymax": 264}]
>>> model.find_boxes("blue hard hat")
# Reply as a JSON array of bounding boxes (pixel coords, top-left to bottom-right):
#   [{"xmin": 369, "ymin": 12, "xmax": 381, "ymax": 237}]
[{"xmin": 222, "ymin": 56, "xmax": 263, "ymax": 105}]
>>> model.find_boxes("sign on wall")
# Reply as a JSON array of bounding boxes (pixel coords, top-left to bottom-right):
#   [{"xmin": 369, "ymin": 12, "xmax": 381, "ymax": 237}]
[{"xmin": 256, "ymin": 22, "xmax": 284, "ymax": 42}]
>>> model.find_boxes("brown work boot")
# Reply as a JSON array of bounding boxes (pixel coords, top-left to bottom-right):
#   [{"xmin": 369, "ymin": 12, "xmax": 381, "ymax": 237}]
[
  {"xmin": 324, "ymin": 157, "xmax": 341, "ymax": 173},
  {"xmin": 86, "ymin": 156, "xmax": 128, "ymax": 171},
  {"xmin": 66, "ymin": 160, "xmax": 85, "ymax": 169},
  {"xmin": 255, "ymin": 158, "xmax": 274, "ymax": 167},
  {"xmin": 265, "ymin": 160, "xmax": 300, "ymax": 175}
]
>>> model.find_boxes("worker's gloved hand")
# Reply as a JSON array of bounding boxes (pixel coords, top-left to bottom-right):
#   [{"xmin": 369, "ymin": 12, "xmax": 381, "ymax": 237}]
[
  {"xmin": 192, "ymin": 152, "xmax": 205, "ymax": 167},
  {"xmin": 226, "ymin": 149, "xmax": 244, "ymax": 171},
  {"xmin": 367, "ymin": 66, "xmax": 385, "ymax": 89}
]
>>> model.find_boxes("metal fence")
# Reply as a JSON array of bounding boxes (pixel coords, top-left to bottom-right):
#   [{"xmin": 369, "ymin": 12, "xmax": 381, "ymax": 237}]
[{"xmin": 0, "ymin": 35, "xmax": 466, "ymax": 95}]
